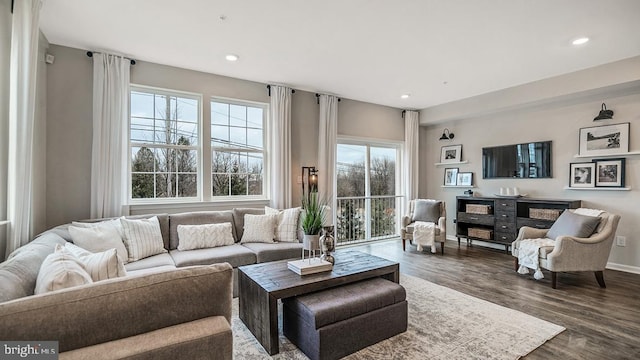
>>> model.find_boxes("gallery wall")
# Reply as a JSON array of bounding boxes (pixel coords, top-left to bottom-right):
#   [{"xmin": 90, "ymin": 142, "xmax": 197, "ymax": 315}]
[
  {"xmin": 45, "ymin": 44, "xmax": 403, "ymax": 227},
  {"xmin": 421, "ymin": 80, "xmax": 640, "ymax": 271}
]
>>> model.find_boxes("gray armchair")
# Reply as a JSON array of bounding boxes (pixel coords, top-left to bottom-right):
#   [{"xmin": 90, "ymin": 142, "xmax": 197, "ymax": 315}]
[
  {"xmin": 401, "ymin": 199, "xmax": 446, "ymax": 254},
  {"xmin": 512, "ymin": 210, "xmax": 620, "ymax": 289}
]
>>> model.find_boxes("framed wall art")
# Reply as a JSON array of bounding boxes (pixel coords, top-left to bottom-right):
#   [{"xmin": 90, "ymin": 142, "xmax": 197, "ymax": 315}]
[
  {"xmin": 444, "ymin": 168, "xmax": 459, "ymax": 186},
  {"xmin": 440, "ymin": 144, "xmax": 462, "ymax": 163},
  {"xmin": 578, "ymin": 123, "xmax": 629, "ymax": 156},
  {"xmin": 594, "ymin": 158, "xmax": 625, "ymax": 187},
  {"xmin": 569, "ymin": 162, "xmax": 596, "ymax": 188},
  {"xmin": 457, "ymin": 172, "xmax": 473, "ymax": 186}
]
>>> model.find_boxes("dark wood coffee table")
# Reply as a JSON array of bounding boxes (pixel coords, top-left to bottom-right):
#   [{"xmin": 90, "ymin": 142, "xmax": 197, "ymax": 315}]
[{"xmin": 238, "ymin": 250, "xmax": 400, "ymax": 355}]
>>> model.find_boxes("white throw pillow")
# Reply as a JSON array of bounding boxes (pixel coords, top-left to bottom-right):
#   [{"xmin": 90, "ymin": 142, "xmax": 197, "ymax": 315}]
[
  {"xmin": 65, "ymin": 243, "xmax": 127, "ymax": 281},
  {"xmin": 240, "ymin": 214, "xmax": 278, "ymax": 243},
  {"xmin": 120, "ymin": 216, "xmax": 167, "ymax": 262},
  {"xmin": 177, "ymin": 222, "xmax": 235, "ymax": 251},
  {"xmin": 35, "ymin": 244, "xmax": 93, "ymax": 294},
  {"xmin": 68, "ymin": 221, "xmax": 129, "ymax": 264},
  {"xmin": 265, "ymin": 206, "xmax": 301, "ymax": 242}
]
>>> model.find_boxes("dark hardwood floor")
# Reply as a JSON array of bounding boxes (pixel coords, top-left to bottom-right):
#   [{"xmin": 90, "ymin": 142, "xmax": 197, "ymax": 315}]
[{"xmin": 348, "ymin": 239, "xmax": 640, "ymax": 360}]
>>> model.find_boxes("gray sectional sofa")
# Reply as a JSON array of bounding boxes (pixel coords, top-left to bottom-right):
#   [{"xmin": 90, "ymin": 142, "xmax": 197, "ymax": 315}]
[{"xmin": 0, "ymin": 207, "xmax": 304, "ymax": 359}]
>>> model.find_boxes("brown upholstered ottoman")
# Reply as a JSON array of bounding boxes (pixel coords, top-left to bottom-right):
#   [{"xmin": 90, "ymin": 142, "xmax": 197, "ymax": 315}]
[{"xmin": 283, "ymin": 277, "xmax": 408, "ymax": 360}]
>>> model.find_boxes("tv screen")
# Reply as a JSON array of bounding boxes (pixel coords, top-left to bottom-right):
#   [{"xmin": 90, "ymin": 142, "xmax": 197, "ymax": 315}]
[{"xmin": 482, "ymin": 141, "xmax": 552, "ymax": 179}]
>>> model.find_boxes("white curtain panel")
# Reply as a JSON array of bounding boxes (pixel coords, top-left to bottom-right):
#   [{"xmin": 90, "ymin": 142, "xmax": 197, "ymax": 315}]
[
  {"xmin": 91, "ymin": 53, "xmax": 130, "ymax": 219},
  {"xmin": 318, "ymin": 94, "xmax": 338, "ymax": 223},
  {"xmin": 269, "ymin": 85, "xmax": 292, "ymax": 209},
  {"xmin": 403, "ymin": 110, "xmax": 420, "ymax": 208},
  {"xmin": 5, "ymin": 0, "xmax": 43, "ymax": 257}
]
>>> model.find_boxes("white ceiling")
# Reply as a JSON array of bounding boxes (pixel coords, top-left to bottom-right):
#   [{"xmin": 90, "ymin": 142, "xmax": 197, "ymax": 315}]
[{"xmin": 40, "ymin": 0, "xmax": 640, "ymax": 110}]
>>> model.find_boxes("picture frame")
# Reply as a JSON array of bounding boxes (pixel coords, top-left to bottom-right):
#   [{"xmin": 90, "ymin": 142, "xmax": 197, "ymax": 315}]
[
  {"xmin": 456, "ymin": 172, "xmax": 473, "ymax": 186},
  {"xmin": 594, "ymin": 158, "xmax": 625, "ymax": 187},
  {"xmin": 578, "ymin": 123, "xmax": 630, "ymax": 156},
  {"xmin": 444, "ymin": 168, "xmax": 459, "ymax": 186},
  {"xmin": 440, "ymin": 144, "xmax": 462, "ymax": 163},
  {"xmin": 569, "ymin": 162, "xmax": 596, "ymax": 188}
]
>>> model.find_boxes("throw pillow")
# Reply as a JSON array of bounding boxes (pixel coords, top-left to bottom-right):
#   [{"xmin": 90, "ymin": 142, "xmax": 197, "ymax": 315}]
[
  {"xmin": 265, "ymin": 206, "xmax": 302, "ymax": 242},
  {"xmin": 120, "ymin": 216, "xmax": 167, "ymax": 262},
  {"xmin": 546, "ymin": 210, "xmax": 601, "ymax": 240},
  {"xmin": 412, "ymin": 200, "xmax": 441, "ymax": 223},
  {"xmin": 64, "ymin": 243, "xmax": 127, "ymax": 281},
  {"xmin": 240, "ymin": 214, "xmax": 278, "ymax": 243},
  {"xmin": 177, "ymin": 222, "xmax": 235, "ymax": 251},
  {"xmin": 68, "ymin": 221, "xmax": 129, "ymax": 263},
  {"xmin": 35, "ymin": 244, "xmax": 93, "ymax": 294}
]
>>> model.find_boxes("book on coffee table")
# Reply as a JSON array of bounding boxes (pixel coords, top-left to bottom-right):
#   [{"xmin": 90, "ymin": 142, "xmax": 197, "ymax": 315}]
[{"xmin": 287, "ymin": 258, "xmax": 333, "ymax": 275}]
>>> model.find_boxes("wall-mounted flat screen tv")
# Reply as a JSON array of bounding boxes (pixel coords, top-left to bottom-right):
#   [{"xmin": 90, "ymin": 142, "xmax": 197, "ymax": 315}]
[{"xmin": 482, "ymin": 141, "xmax": 552, "ymax": 179}]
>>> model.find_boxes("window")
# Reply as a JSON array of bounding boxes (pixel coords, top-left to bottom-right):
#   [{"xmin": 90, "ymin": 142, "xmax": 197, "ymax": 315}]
[
  {"xmin": 129, "ymin": 88, "xmax": 200, "ymax": 201},
  {"xmin": 211, "ymin": 100, "xmax": 266, "ymax": 197}
]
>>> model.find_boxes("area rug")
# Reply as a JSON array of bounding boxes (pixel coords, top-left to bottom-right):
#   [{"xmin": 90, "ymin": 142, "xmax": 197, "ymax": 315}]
[{"xmin": 232, "ymin": 274, "xmax": 565, "ymax": 359}]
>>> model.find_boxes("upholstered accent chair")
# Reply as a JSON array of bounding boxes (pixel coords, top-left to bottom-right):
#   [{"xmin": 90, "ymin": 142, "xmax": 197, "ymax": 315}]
[
  {"xmin": 512, "ymin": 209, "xmax": 620, "ymax": 289},
  {"xmin": 401, "ymin": 199, "xmax": 446, "ymax": 254}
]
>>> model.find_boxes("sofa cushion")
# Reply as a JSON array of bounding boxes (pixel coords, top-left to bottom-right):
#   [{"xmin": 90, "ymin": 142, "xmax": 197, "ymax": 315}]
[
  {"xmin": 75, "ymin": 214, "xmax": 170, "ymax": 250},
  {"xmin": 65, "ymin": 243, "xmax": 127, "ymax": 281},
  {"xmin": 124, "ymin": 253, "xmax": 175, "ymax": 272},
  {"xmin": 265, "ymin": 206, "xmax": 302, "ymax": 242},
  {"xmin": 0, "ymin": 233, "xmax": 68, "ymax": 302},
  {"xmin": 121, "ymin": 216, "xmax": 168, "ymax": 262},
  {"xmin": 169, "ymin": 211, "xmax": 236, "ymax": 249},
  {"xmin": 68, "ymin": 222, "xmax": 129, "ymax": 264},
  {"xmin": 546, "ymin": 210, "xmax": 601, "ymax": 240},
  {"xmin": 177, "ymin": 223, "xmax": 236, "ymax": 251},
  {"xmin": 404, "ymin": 224, "xmax": 441, "ymax": 236},
  {"xmin": 169, "ymin": 244, "xmax": 256, "ymax": 268},
  {"xmin": 232, "ymin": 208, "xmax": 264, "ymax": 242},
  {"xmin": 241, "ymin": 242, "xmax": 304, "ymax": 263},
  {"xmin": 35, "ymin": 244, "xmax": 94, "ymax": 295},
  {"xmin": 125, "ymin": 265, "xmax": 178, "ymax": 278},
  {"xmin": 412, "ymin": 200, "xmax": 441, "ymax": 223},
  {"xmin": 240, "ymin": 214, "xmax": 278, "ymax": 243}
]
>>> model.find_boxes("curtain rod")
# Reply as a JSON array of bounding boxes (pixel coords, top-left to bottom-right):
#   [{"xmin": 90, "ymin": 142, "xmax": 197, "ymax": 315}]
[
  {"xmin": 266, "ymin": 84, "xmax": 295, "ymax": 96},
  {"xmin": 86, "ymin": 51, "xmax": 136, "ymax": 65},
  {"xmin": 315, "ymin": 93, "xmax": 341, "ymax": 104}
]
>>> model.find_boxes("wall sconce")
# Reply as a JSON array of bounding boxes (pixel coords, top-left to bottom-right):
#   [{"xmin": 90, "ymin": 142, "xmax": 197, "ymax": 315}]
[
  {"xmin": 301, "ymin": 166, "xmax": 318, "ymax": 202},
  {"xmin": 439, "ymin": 128, "xmax": 455, "ymax": 140},
  {"xmin": 594, "ymin": 103, "xmax": 614, "ymax": 121}
]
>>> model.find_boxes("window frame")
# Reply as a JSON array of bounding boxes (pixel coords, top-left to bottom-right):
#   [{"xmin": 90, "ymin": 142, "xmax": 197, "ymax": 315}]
[{"xmin": 128, "ymin": 85, "xmax": 203, "ymax": 204}]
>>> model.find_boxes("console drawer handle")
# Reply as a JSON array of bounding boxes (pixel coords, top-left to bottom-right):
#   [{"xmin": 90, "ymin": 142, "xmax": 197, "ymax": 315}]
[
  {"xmin": 469, "ymin": 217, "xmax": 478, "ymax": 220},
  {"xmin": 501, "ymin": 214, "xmax": 508, "ymax": 217},
  {"xmin": 501, "ymin": 236, "xmax": 507, "ymax": 240},
  {"xmin": 501, "ymin": 225, "xmax": 507, "ymax": 229},
  {"xmin": 501, "ymin": 203, "xmax": 508, "ymax": 206}
]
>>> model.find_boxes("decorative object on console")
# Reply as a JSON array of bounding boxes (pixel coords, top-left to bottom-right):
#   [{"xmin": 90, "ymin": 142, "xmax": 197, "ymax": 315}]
[
  {"xmin": 444, "ymin": 167, "xmax": 458, "ymax": 186},
  {"xmin": 569, "ymin": 162, "xmax": 596, "ymax": 188},
  {"xmin": 290, "ymin": 192, "xmax": 333, "ymax": 274},
  {"xmin": 438, "ymin": 128, "xmax": 455, "ymax": 140},
  {"xmin": 593, "ymin": 158, "xmax": 625, "ymax": 187},
  {"xmin": 593, "ymin": 102, "xmax": 614, "ymax": 121},
  {"xmin": 440, "ymin": 144, "xmax": 462, "ymax": 163},
  {"xmin": 456, "ymin": 172, "xmax": 473, "ymax": 186},
  {"xmin": 319, "ymin": 226, "xmax": 335, "ymax": 265},
  {"xmin": 578, "ymin": 123, "xmax": 629, "ymax": 156}
]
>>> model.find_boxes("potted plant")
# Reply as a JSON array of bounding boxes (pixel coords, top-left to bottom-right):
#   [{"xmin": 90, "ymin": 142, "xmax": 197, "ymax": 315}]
[{"xmin": 301, "ymin": 193, "xmax": 326, "ymax": 255}]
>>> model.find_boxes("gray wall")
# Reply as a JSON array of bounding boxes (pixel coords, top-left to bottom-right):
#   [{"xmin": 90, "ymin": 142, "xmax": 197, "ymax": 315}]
[
  {"xmin": 0, "ymin": 0, "xmax": 11, "ymax": 260},
  {"xmin": 421, "ymin": 66, "xmax": 640, "ymax": 271},
  {"xmin": 45, "ymin": 44, "xmax": 403, "ymax": 226}
]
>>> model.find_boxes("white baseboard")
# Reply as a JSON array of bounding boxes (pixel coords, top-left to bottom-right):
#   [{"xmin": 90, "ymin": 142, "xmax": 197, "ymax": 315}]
[{"xmin": 606, "ymin": 262, "xmax": 640, "ymax": 275}]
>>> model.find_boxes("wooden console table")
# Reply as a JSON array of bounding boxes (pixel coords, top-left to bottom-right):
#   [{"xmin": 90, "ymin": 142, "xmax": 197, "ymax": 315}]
[
  {"xmin": 455, "ymin": 196, "xmax": 581, "ymax": 252},
  {"xmin": 238, "ymin": 250, "xmax": 399, "ymax": 355}
]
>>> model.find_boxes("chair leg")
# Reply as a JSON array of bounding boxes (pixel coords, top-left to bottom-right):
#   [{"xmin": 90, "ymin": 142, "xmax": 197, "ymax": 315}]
[
  {"xmin": 402, "ymin": 238, "xmax": 406, "ymax": 251},
  {"xmin": 514, "ymin": 258, "xmax": 519, "ymax": 272},
  {"xmin": 594, "ymin": 271, "xmax": 606, "ymax": 288},
  {"xmin": 440, "ymin": 242, "xmax": 445, "ymax": 255},
  {"xmin": 551, "ymin": 272, "xmax": 557, "ymax": 289}
]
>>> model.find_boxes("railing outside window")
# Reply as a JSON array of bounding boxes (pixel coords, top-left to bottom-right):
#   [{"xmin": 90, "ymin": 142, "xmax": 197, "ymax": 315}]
[{"xmin": 335, "ymin": 195, "xmax": 403, "ymax": 245}]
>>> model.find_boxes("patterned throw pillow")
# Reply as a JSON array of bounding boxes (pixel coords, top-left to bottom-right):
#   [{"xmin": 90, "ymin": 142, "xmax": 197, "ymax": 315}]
[
  {"xmin": 35, "ymin": 244, "xmax": 93, "ymax": 294},
  {"xmin": 120, "ymin": 216, "xmax": 167, "ymax": 262},
  {"xmin": 177, "ymin": 222, "xmax": 235, "ymax": 251},
  {"xmin": 64, "ymin": 243, "xmax": 126, "ymax": 281},
  {"xmin": 240, "ymin": 214, "xmax": 278, "ymax": 243},
  {"xmin": 68, "ymin": 220, "xmax": 129, "ymax": 263},
  {"xmin": 265, "ymin": 206, "xmax": 302, "ymax": 242}
]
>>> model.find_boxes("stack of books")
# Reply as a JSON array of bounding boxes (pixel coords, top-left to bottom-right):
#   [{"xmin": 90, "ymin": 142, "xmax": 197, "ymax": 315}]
[{"xmin": 287, "ymin": 258, "xmax": 333, "ymax": 275}]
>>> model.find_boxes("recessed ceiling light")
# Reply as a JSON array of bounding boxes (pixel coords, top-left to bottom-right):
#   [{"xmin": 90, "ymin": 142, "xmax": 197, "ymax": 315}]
[
  {"xmin": 401, "ymin": 94, "xmax": 410, "ymax": 99},
  {"xmin": 225, "ymin": 54, "xmax": 239, "ymax": 62},
  {"xmin": 572, "ymin": 37, "xmax": 589, "ymax": 45}
]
